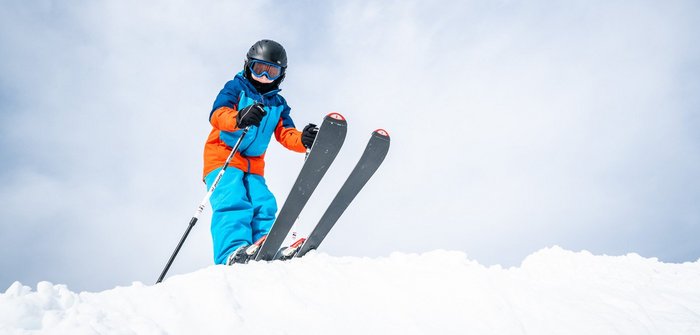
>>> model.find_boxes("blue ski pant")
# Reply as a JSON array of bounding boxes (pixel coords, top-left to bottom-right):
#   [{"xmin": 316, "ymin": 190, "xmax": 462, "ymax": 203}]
[{"xmin": 205, "ymin": 167, "xmax": 277, "ymax": 264}]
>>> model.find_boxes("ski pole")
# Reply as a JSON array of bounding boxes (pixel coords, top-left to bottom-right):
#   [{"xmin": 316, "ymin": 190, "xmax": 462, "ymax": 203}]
[{"xmin": 156, "ymin": 127, "xmax": 250, "ymax": 284}]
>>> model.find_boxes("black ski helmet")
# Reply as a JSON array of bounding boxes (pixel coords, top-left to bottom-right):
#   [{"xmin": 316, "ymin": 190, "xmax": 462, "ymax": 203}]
[
  {"xmin": 244, "ymin": 39, "xmax": 287, "ymax": 93},
  {"xmin": 246, "ymin": 39, "xmax": 287, "ymax": 67}
]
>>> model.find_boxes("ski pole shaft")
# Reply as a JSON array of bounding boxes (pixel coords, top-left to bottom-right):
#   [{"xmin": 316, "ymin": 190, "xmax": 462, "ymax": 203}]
[{"xmin": 156, "ymin": 127, "xmax": 250, "ymax": 284}]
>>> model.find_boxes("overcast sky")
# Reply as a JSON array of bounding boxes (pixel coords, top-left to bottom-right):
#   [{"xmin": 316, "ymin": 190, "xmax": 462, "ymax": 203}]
[{"xmin": 1, "ymin": 0, "xmax": 699, "ymax": 292}]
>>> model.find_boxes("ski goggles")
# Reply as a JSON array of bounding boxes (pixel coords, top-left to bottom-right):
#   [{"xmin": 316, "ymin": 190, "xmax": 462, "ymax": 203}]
[{"xmin": 248, "ymin": 60, "xmax": 284, "ymax": 80}]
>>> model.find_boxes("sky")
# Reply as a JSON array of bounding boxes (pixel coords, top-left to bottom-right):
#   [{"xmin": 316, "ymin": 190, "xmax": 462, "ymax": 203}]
[{"xmin": 1, "ymin": 0, "xmax": 699, "ymax": 292}]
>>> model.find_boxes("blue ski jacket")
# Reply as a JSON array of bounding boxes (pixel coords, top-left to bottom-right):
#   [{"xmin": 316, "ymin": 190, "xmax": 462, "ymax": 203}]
[{"xmin": 204, "ymin": 72, "xmax": 305, "ymax": 177}]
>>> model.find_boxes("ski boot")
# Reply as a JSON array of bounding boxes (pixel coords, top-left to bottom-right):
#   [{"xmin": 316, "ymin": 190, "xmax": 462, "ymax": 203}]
[
  {"xmin": 226, "ymin": 236, "xmax": 268, "ymax": 265},
  {"xmin": 274, "ymin": 238, "xmax": 307, "ymax": 261},
  {"xmin": 226, "ymin": 245, "xmax": 251, "ymax": 265}
]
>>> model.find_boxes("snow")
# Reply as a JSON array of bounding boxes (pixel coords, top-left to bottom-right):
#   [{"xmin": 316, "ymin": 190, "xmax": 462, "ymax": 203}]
[{"xmin": 1, "ymin": 247, "xmax": 699, "ymax": 335}]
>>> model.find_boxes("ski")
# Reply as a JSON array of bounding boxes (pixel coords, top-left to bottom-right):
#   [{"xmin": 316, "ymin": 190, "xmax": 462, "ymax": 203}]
[
  {"xmin": 254, "ymin": 113, "xmax": 347, "ymax": 261},
  {"xmin": 288, "ymin": 129, "xmax": 390, "ymax": 259}
]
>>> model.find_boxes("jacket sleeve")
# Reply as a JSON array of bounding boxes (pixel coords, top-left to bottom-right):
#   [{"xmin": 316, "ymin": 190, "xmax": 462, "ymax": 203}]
[
  {"xmin": 210, "ymin": 106, "xmax": 239, "ymax": 132},
  {"xmin": 275, "ymin": 105, "xmax": 306, "ymax": 153},
  {"xmin": 209, "ymin": 80, "xmax": 241, "ymax": 131}
]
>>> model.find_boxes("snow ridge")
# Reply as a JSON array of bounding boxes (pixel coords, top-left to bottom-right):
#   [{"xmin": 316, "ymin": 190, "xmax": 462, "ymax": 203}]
[{"xmin": 2, "ymin": 247, "xmax": 699, "ymax": 335}]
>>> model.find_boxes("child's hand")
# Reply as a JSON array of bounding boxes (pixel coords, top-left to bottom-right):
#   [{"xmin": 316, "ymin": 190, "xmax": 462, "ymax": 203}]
[
  {"xmin": 236, "ymin": 103, "xmax": 267, "ymax": 128},
  {"xmin": 301, "ymin": 123, "xmax": 318, "ymax": 149}
]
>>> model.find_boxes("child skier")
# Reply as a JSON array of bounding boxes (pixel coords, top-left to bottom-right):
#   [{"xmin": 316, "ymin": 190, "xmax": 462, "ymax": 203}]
[{"xmin": 203, "ymin": 39, "xmax": 317, "ymax": 265}]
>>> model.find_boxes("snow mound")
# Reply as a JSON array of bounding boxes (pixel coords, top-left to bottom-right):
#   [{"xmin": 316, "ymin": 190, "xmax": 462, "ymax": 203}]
[{"xmin": 2, "ymin": 247, "xmax": 699, "ymax": 334}]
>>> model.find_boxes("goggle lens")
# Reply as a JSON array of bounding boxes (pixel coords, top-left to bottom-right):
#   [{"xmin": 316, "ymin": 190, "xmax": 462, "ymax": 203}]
[{"xmin": 249, "ymin": 61, "xmax": 283, "ymax": 80}]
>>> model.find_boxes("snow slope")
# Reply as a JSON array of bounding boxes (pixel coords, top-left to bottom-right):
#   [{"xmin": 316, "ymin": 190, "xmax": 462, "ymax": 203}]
[{"xmin": 1, "ymin": 247, "xmax": 699, "ymax": 335}]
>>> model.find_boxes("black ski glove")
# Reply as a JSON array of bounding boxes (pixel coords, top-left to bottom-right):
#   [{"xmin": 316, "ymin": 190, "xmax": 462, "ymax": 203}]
[
  {"xmin": 301, "ymin": 123, "xmax": 318, "ymax": 149},
  {"xmin": 236, "ymin": 103, "xmax": 267, "ymax": 128}
]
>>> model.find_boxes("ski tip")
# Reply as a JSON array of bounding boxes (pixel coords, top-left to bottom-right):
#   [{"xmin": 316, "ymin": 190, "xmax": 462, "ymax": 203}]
[
  {"xmin": 374, "ymin": 129, "xmax": 390, "ymax": 138},
  {"xmin": 326, "ymin": 112, "xmax": 346, "ymax": 121}
]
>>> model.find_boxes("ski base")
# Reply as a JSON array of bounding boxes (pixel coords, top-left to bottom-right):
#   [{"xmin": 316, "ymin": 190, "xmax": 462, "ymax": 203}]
[
  {"xmin": 254, "ymin": 113, "xmax": 347, "ymax": 261},
  {"xmin": 293, "ymin": 129, "xmax": 390, "ymax": 259}
]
